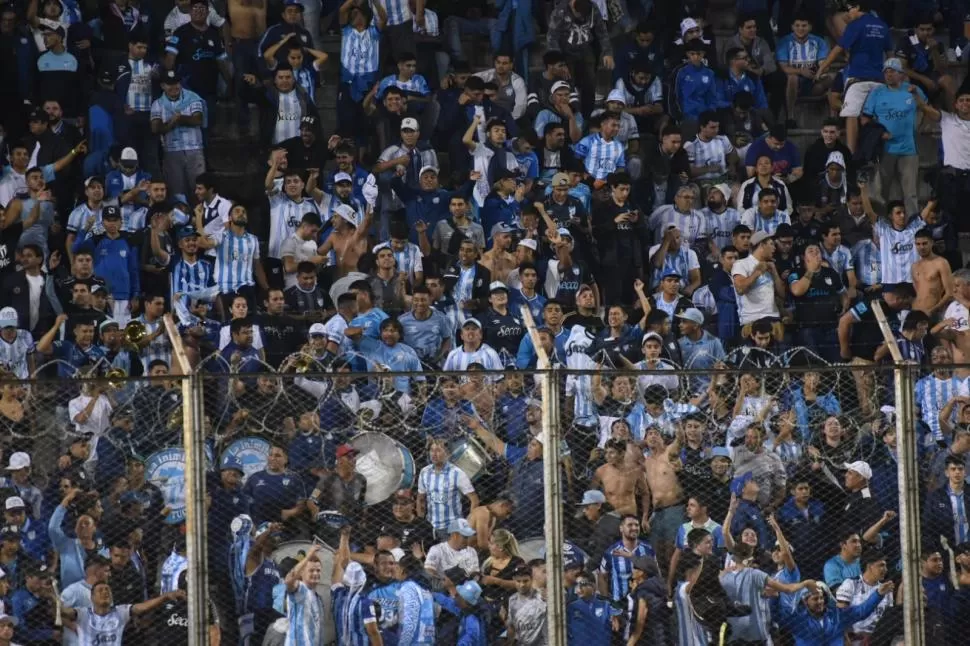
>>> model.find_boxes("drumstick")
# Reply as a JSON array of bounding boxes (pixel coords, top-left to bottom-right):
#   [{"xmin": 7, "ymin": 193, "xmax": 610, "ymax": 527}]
[{"xmin": 51, "ymin": 579, "xmax": 62, "ymax": 627}]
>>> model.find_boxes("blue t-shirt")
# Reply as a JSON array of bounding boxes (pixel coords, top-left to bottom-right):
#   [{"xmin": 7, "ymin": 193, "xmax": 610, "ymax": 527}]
[
  {"xmin": 242, "ymin": 470, "xmax": 306, "ymax": 524},
  {"xmin": 862, "ymin": 83, "xmax": 925, "ymax": 155},
  {"xmin": 744, "ymin": 136, "xmax": 802, "ymax": 177},
  {"xmin": 838, "ymin": 13, "xmax": 893, "ymax": 80}
]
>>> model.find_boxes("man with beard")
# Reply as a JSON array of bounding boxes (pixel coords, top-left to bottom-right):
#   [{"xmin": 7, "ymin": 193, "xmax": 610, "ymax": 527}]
[
  {"xmin": 381, "ymin": 489, "xmax": 435, "ymax": 554},
  {"xmin": 701, "ymin": 184, "xmax": 740, "ymax": 258},
  {"xmin": 309, "ymin": 170, "xmax": 365, "ymax": 229},
  {"xmin": 196, "ymin": 203, "xmax": 270, "ymax": 312}
]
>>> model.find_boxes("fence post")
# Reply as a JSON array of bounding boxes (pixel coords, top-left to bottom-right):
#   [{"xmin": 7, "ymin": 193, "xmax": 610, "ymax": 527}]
[
  {"xmin": 894, "ymin": 363, "xmax": 924, "ymax": 646},
  {"xmin": 542, "ymin": 365, "xmax": 566, "ymax": 646},
  {"xmin": 165, "ymin": 315, "xmax": 209, "ymax": 646}
]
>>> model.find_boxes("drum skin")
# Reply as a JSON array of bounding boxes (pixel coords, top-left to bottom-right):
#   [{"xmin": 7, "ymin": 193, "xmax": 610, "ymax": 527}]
[{"xmin": 350, "ymin": 432, "xmax": 416, "ymax": 505}]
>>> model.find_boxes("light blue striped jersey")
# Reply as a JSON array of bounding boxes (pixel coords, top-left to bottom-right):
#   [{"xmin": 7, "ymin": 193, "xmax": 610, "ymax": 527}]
[
  {"xmin": 648, "ymin": 205, "xmax": 706, "ymax": 245},
  {"xmin": 67, "ymin": 203, "xmax": 103, "ymax": 235},
  {"xmin": 776, "ymin": 33, "xmax": 829, "ymax": 67},
  {"xmin": 821, "ymin": 244, "xmax": 854, "ymax": 279},
  {"xmin": 150, "ymin": 89, "xmax": 205, "ymax": 152},
  {"xmin": 332, "ymin": 584, "xmax": 377, "ymax": 646},
  {"xmin": 384, "ymin": 0, "xmax": 411, "ymax": 26},
  {"xmin": 851, "ymin": 239, "xmax": 881, "ymax": 286},
  {"xmin": 674, "ymin": 581, "xmax": 710, "ymax": 646},
  {"xmin": 740, "ymin": 208, "xmax": 791, "ymax": 235},
  {"xmin": 646, "ymin": 244, "xmax": 699, "ymax": 289},
  {"xmin": 171, "ymin": 258, "xmax": 213, "ymax": 304},
  {"xmin": 573, "ymin": 133, "xmax": 626, "ymax": 181},
  {"xmin": 701, "ymin": 207, "xmax": 740, "ymax": 251},
  {"xmin": 126, "ymin": 58, "xmax": 156, "ymax": 112},
  {"xmin": 721, "ymin": 567, "xmax": 773, "ymax": 642},
  {"xmin": 442, "ymin": 344, "xmax": 504, "ymax": 373},
  {"xmin": 675, "ymin": 519, "xmax": 725, "ymax": 550},
  {"xmin": 534, "ymin": 109, "xmax": 586, "ymax": 138},
  {"xmin": 269, "ymin": 194, "xmax": 317, "ymax": 259},
  {"xmin": 272, "ymin": 90, "xmax": 303, "ymax": 144},
  {"xmin": 341, "ymin": 24, "xmax": 381, "ymax": 85},
  {"xmin": 874, "ymin": 217, "xmax": 923, "ymax": 284},
  {"xmin": 373, "ymin": 241, "xmax": 424, "ymax": 283},
  {"xmin": 915, "ymin": 374, "xmax": 969, "ymax": 441},
  {"xmin": 210, "ymin": 228, "xmax": 259, "ymax": 293},
  {"xmin": 417, "ymin": 462, "xmax": 475, "ymax": 531},
  {"xmin": 600, "ymin": 539, "xmax": 655, "ymax": 601},
  {"xmin": 614, "ymin": 76, "xmax": 663, "ymax": 105},
  {"xmin": 137, "ymin": 315, "xmax": 172, "ymax": 368},
  {"xmin": 285, "ymin": 581, "xmax": 324, "ymax": 646},
  {"xmin": 377, "ymin": 73, "xmax": 431, "ymax": 98},
  {"xmin": 0, "ymin": 330, "xmax": 34, "ymax": 378}
]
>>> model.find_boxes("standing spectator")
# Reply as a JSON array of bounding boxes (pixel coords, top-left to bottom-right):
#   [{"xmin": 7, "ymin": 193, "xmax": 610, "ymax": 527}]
[
  {"xmin": 597, "ymin": 515, "xmax": 655, "ymax": 602},
  {"xmin": 861, "ymin": 59, "xmax": 925, "ymax": 216},
  {"xmin": 150, "ymin": 70, "xmax": 206, "ymax": 198},
  {"xmin": 417, "ymin": 439, "xmax": 479, "ymax": 539},
  {"xmin": 545, "ymin": 0, "xmax": 613, "ymax": 118},
  {"xmin": 507, "ymin": 564, "xmax": 546, "ymax": 646},
  {"xmin": 731, "ymin": 231, "xmax": 784, "ymax": 330},
  {"xmin": 776, "ymin": 13, "xmax": 832, "ymax": 129},
  {"xmin": 166, "ymin": 0, "xmax": 230, "ymax": 113},
  {"xmin": 814, "ymin": 0, "xmax": 893, "ymax": 153}
]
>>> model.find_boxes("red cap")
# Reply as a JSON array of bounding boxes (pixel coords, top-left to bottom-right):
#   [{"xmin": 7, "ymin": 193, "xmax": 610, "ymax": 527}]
[{"xmin": 336, "ymin": 444, "xmax": 359, "ymax": 459}]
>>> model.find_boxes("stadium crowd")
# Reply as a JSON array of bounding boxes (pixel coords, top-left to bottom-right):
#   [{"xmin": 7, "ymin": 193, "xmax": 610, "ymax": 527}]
[{"xmin": 5, "ymin": 0, "xmax": 970, "ymax": 644}]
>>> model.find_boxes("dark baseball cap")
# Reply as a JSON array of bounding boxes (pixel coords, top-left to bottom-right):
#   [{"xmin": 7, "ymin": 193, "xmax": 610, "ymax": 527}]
[
  {"xmin": 102, "ymin": 205, "xmax": 121, "ymax": 220},
  {"xmin": 160, "ymin": 69, "xmax": 181, "ymax": 85},
  {"xmin": 774, "ymin": 223, "xmax": 795, "ymax": 238}
]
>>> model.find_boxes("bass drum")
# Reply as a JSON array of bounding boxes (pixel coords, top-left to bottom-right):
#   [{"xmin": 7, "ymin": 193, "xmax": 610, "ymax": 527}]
[
  {"xmin": 350, "ymin": 432, "xmax": 415, "ymax": 506},
  {"xmin": 271, "ymin": 541, "xmax": 335, "ymax": 645},
  {"xmin": 448, "ymin": 435, "xmax": 491, "ymax": 481}
]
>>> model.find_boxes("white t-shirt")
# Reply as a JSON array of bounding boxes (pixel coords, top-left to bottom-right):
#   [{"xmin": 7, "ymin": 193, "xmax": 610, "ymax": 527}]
[
  {"xmin": 424, "ymin": 541, "xmax": 480, "ymax": 576},
  {"xmin": 836, "ymin": 577, "xmax": 892, "ymax": 637},
  {"xmin": 941, "ymin": 111, "xmax": 970, "ymax": 171},
  {"xmin": 280, "ymin": 234, "xmax": 320, "ymax": 289},
  {"xmin": 944, "ymin": 299, "xmax": 970, "ymax": 331},
  {"xmin": 76, "ymin": 605, "xmax": 132, "ymax": 646},
  {"xmin": 731, "ymin": 255, "xmax": 779, "ymax": 325},
  {"xmin": 68, "ymin": 394, "xmax": 113, "ymax": 436},
  {"xmin": 25, "ymin": 273, "xmax": 44, "ymax": 331}
]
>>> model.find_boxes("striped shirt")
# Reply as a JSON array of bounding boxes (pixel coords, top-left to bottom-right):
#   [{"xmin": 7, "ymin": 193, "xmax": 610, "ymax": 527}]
[
  {"xmin": 126, "ymin": 58, "xmax": 155, "ymax": 112},
  {"xmin": 417, "ymin": 462, "xmax": 474, "ymax": 531},
  {"xmin": 674, "ymin": 581, "xmax": 709, "ymax": 646},
  {"xmin": 851, "ymin": 239, "xmax": 881, "ymax": 287},
  {"xmin": 210, "ymin": 228, "xmax": 260, "ymax": 293},
  {"xmin": 332, "ymin": 584, "xmax": 378, "ymax": 646},
  {"xmin": 635, "ymin": 399, "xmax": 699, "ymax": 438},
  {"xmin": 573, "ymin": 133, "xmax": 626, "ymax": 181},
  {"xmin": 821, "ymin": 244, "xmax": 854, "ymax": 279},
  {"xmin": 373, "ymin": 242, "xmax": 423, "ymax": 283},
  {"xmin": 66, "ymin": 203, "xmax": 104, "ymax": 235},
  {"xmin": 384, "ymin": 0, "xmax": 411, "ymax": 26},
  {"xmin": 600, "ymin": 539, "xmax": 655, "ymax": 601},
  {"xmin": 137, "ymin": 315, "xmax": 172, "ymax": 368},
  {"xmin": 0, "ymin": 330, "xmax": 35, "ymax": 378},
  {"xmin": 685, "ymin": 135, "xmax": 734, "ymax": 180},
  {"xmin": 916, "ymin": 373, "xmax": 968, "ymax": 441},
  {"xmin": 534, "ymin": 109, "xmax": 586, "ymax": 138},
  {"xmin": 376, "ymin": 73, "xmax": 430, "ymax": 98},
  {"xmin": 150, "ymin": 90, "xmax": 205, "ymax": 152},
  {"xmin": 273, "ymin": 90, "xmax": 303, "ymax": 144},
  {"xmin": 442, "ymin": 343, "xmax": 504, "ymax": 376},
  {"xmin": 648, "ymin": 205, "xmax": 706, "ymax": 245},
  {"xmin": 740, "ymin": 208, "xmax": 792, "ymax": 235},
  {"xmin": 702, "ymin": 207, "xmax": 741, "ymax": 251},
  {"xmin": 171, "ymin": 258, "xmax": 213, "ymax": 304},
  {"xmin": 269, "ymin": 194, "xmax": 317, "ymax": 259},
  {"xmin": 323, "ymin": 314, "xmax": 354, "ymax": 355},
  {"xmin": 776, "ymin": 33, "xmax": 829, "ymax": 67},
  {"xmin": 286, "ymin": 581, "xmax": 324, "ymax": 646},
  {"xmin": 614, "ymin": 76, "xmax": 663, "ymax": 105},
  {"xmin": 874, "ymin": 217, "xmax": 923, "ymax": 284},
  {"xmin": 340, "ymin": 24, "xmax": 381, "ymax": 96},
  {"xmin": 646, "ymin": 244, "xmax": 700, "ymax": 289},
  {"xmin": 565, "ymin": 350, "xmax": 598, "ymax": 427}
]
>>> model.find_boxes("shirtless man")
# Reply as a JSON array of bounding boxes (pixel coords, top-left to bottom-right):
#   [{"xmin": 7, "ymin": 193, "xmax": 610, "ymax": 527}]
[
  {"xmin": 318, "ymin": 204, "xmax": 371, "ymax": 277},
  {"xmin": 642, "ymin": 425, "xmax": 686, "ymax": 571},
  {"xmin": 912, "ymin": 228, "xmax": 953, "ymax": 315},
  {"xmin": 466, "ymin": 493, "xmax": 514, "ymax": 549},
  {"xmin": 481, "ymin": 226, "xmax": 518, "ymax": 284},
  {"xmin": 591, "ymin": 438, "xmax": 650, "ymax": 528},
  {"xmin": 228, "ymin": 0, "xmax": 265, "ymax": 39}
]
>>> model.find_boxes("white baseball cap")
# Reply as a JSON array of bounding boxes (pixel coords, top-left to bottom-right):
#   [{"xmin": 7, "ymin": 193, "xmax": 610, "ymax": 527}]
[
  {"xmin": 308, "ymin": 323, "xmax": 327, "ymax": 337},
  {"xmin": 3, "ymin": 497, "xmax": 24, "ymax": 511},
  {"xmin": 400, "ymin": 117, "xmax": 419, "ymax": 131},
  {"xmin": 334, "ymin": 204, "xmax": 358, "ymax": 226},
  {"xmin": 517, "ymin": 239, "xmax": 538, "ymax": 251},
  {"xmin": 844, "ymin": 461, "xmax": 872, "ymax": 480},
  {"xmin": 120, "ymin": 147, "xmax": 138, "ymax": 162},
  {"xmin": 4, "ymin": 453, "xmax": 30, "ymax": 471},
  {"xmin": 0, "ymin": 307, "xmax": 18, "ymax": 328},
  {"xmin": 551, "ymin": 80, "xmax": 571, "ymax": 94},
  {"xmin": 333, "ymin": 172, "xmax": 353, "ymax": 184},
  {"xmin": 606, "ymin": 89, "xmax": 627, "ymax": 105}
]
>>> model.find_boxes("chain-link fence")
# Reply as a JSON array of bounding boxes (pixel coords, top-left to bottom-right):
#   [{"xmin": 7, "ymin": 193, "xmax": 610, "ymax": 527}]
[{"xmin": 8, "ymin": 348, "xmax": 967, "ymax": 645}]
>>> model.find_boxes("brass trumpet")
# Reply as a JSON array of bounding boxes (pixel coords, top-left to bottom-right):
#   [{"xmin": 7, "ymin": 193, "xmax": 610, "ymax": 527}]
[
  {"xmin": 105, "ymin": 367, "xmax": 128, "ymax": 389},
  {"xmin": 124, "ymin": 320, "xmax": 148, "ymax": 346}
]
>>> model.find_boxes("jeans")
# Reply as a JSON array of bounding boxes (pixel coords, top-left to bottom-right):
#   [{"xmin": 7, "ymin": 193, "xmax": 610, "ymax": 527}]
[
  {"xmin": 128, "ymin": 111, "xmax": 160, "ymax": 178},
  {"xmin": 795, "ymin": 326, "xmax": 840, "ymax": 364},
  {"xmin": 302, "ymin": 0, "xmax": 322, "ymax": 49},
  {"xmin": 878, "ymin": 152, "xmax": 919, "ymax": 216},
  {"xmin": 445, "ymin": 16, "xmax": 496, "ymax": 61},
  {"xmin": 162, "ymin": 149, "xmax": 206, "ymax": 199}
]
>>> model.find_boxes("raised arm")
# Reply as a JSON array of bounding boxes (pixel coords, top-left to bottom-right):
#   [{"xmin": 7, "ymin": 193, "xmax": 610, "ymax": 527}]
[
  {"xmin": 462, "ymin": 115, "xmax": 482, "ymax": 151},
  {"xmin": 132, "ymin": 590, "xmax": 186, "ymax": 616}
]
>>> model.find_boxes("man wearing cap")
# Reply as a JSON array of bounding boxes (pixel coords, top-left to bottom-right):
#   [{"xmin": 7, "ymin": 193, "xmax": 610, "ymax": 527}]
[
  {"xmin": 374, "ymin": 115, "xmax": 438, "ymax": 201},
  {"xmin": 732, "ymin": 229, "xmax": 784, "ymax": 330},
  {"xmin": 10, "ymin": 562, "xmax": 59, "ymax": 643},
  {"xmin": 0, "ymin": 307, "xmax": 35, "ymax": 379},
  {"xmin": 841, "ymin": 460, "xmax": 893, "ymax": 546},
  {"xmin": 477, "ymin": 281, "xmax": 525, "ymax": 363},
  {"xmin": 860, "ymin": 58, "xmax": 924, "ymax": 215},
  {"xmin": 541, "ymin": 171, "xmax": 590, "ymax": 239},
  {"xmin": 676, "ymin": 307, "xmax": 725, "ymax": 386},
  {"xmin": 424, "ymin": 518, "xmax": 480, "ymax": 578},
  {"xmin": 71, "ymin": 205, "xmax": 139, "ymax": 325},
  {"xmin": 150, "ymin": 70, "xmax": 206, "ymax": 198}
]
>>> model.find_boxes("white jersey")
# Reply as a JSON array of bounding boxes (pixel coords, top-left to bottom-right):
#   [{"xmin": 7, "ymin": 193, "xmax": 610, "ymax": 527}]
[
  {"xmin": 285, "ymin": 581, "xmax": 325, "ymax": 646},
  {"xmin": 836, "ymin": 577, "xmax": 893, "ymax": 637},
  {"xmin": 269, "ymin": 194, "xmax": 318, "ymax": 259},
  {"xmin": 442, "ymin": 344, "xmax": 504, "ymax": 375},
  {"xmin": 874, "ymin": 217, "xmax": 923, "ymax": 284},
  {"xmin": 0, "ymin": 330, "xmax": 34, "ymax": 378},
  {"xmin": 944, "ymin": 299, "xmax": 970, "ymax": 331},
  {"xmin": 564, "ymin": 325, "xmax": 597, "ymax": 427},
  {"xmin": 76, "ymin": 605, "xmax": 132, "ymax": 646},
  {"xmin": 323, "ymin": 314, "xmax": 353, "ymax": 355}
]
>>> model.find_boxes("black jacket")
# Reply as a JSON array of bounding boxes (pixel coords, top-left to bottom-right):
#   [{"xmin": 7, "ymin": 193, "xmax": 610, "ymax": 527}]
[
  {"xmin": 1, "ymin": 270, "xmax": 58, "ymax": 338},
  {"xmin": 442, "ymin": 261, "xmax": 491, "ymax": 316}
]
